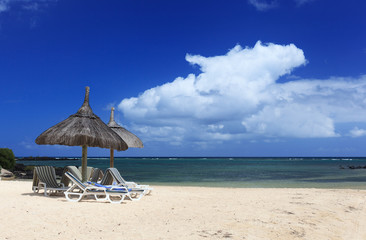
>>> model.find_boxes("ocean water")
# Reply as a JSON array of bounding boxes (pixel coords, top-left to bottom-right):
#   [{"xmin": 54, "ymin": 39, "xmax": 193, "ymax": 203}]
[{"xmin": 16, "ymin": 157, "xmax": 366, "ymax": 189}]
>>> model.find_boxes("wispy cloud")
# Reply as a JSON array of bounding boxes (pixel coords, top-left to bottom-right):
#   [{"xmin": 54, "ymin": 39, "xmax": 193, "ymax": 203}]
[
  {"xmin": 0, "ymin": 0, "xmax": 57, "ymax": 15},
  {"xmin": 0, "ymin": 0, "xmax": 57, "ymax": 29},
  {"xmin": 117, "ymin": 41, "xmax": 366, "ymax": 147},
  {"xmin": 20, "ymin": 140, "xmax": 38, "ymax": 150},
  {"xmin": 294, "ymin": 0, "xmax": 315, "ymax": 6},
  {"xmin": 248, "ymin": 0, "xmax": 315, "ymax": 11},
  {"xmin": 0, "ymin": 0, "xmax": 10, "ymax": 13},
  {"xmin": 22, "ymin": 2, "xmax": 39, "ymax": 11},
  {"xmin": 248, "ymin": 0, "xmax": 278, "ymax": 11}
]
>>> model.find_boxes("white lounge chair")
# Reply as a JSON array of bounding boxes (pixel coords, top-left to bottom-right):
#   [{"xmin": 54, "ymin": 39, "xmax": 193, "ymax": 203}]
[
  {"xmin": 101, "ymin": 168, "xmax": 152, "ymax": 197},
  {"xmin": 33, "ymin": 166, "xmax": 68, "ymax": 196},
  {"xmin": 63, "ymin": 171, "xmax": 128, "ymax": 204},
  {"xmin": 89, "ymin": 180, "xmax": 145, "ymax": 201}
]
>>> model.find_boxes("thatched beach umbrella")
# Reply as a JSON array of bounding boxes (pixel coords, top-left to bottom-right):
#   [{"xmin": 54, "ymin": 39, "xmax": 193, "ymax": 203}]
[
  {"xmin": 35, "ymin": 87, "xmax": 128, "ymax": 182},
  {"xmin": 108, "ymin": 107, "xmax": 143, "ymax": 167}
]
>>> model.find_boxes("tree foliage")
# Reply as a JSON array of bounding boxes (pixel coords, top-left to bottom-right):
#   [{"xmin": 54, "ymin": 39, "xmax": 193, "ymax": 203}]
[{"xmin": 0, "ymin": 148, "xmax": 15, "ymax": 170}]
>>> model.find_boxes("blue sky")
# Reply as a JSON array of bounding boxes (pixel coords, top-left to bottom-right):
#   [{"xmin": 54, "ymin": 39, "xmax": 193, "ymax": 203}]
[{"xmin": 0, "ymin": 0, "xmax": 365, "ymax": 157}]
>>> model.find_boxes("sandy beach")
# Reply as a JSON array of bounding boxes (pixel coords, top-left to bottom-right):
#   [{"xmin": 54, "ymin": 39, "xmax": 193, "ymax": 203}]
[{"xmin": 1, "ymin": 180, "xmax": 366, "ymax": 240}]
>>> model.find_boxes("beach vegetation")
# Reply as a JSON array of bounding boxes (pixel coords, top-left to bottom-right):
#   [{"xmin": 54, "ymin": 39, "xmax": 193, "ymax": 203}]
[
  {"xmin": 0, "ymin": 148, "xmax": 15, "ymax": 170},
  {"xmin": 24, "ymin": 165, "xmax": 35, "ymax": 172}
]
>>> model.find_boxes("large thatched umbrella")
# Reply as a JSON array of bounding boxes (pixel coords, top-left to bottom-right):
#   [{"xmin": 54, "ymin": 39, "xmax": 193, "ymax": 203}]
[
  {"xmin": 35, "ymin": 87, "xmax": 128, "ymax": 181},
  {"xmin": 108, "ymin": 107, "xmax": 143, "ymax": 167}
]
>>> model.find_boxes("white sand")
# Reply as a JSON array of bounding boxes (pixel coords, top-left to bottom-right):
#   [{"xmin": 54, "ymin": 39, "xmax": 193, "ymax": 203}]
[{"xmin": 1, "ymin": 180, "xmax": 366, "ymax": 240}]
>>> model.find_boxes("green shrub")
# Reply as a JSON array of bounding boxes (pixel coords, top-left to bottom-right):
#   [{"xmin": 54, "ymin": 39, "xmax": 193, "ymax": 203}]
[
  {"xmin": 24, "ymin": 165, "xmax": 35, "ymax": 172},
  {"xmin": 0, "ymin": 148, "xmax": 15, "ymax": 170}
]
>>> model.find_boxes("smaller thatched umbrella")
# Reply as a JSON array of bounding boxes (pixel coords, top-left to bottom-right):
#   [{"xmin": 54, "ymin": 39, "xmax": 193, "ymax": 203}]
[
  {"xmin": 108, "ymin": 107, "xmax": 143, "ymax": 167},
  {"xmin": 35, "ymin": 87, "xmax": 128, "ymax": 181}
]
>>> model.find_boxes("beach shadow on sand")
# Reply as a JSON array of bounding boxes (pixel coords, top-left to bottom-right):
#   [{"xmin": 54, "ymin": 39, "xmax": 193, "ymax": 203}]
[
  {"xmin": 21, "ymin": 192, "xmax": 130, "ymax": 204},
  {"xmin": 21, "ymin": 192, "xmax": 65, "ymax": 198}
]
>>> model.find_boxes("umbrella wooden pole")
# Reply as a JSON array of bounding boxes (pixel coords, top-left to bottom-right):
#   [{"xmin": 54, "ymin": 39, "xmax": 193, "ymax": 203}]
[
  {"xmin": 110, "ymin": 148, "xmax": 114, "ymax": 168},
  {"xmin": 81, "ymin": 145, "xmax": 88, "ymax": 182}
]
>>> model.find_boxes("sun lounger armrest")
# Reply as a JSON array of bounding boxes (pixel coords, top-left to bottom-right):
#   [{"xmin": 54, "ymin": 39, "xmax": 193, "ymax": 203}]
[
  {"xmin": 124, "ymin": 182, "xmax": 150, "ymax": 189},
  {"xmin": 123, "ymin": 181, "xmax": 137, "ymax": 187},
  {"xmin": 109, "ymin": 185, "xmax": 128, "ymax": 191},
  {"xmin": 85, "ymin": 185, "xmax": 105, "ymax": 191}
]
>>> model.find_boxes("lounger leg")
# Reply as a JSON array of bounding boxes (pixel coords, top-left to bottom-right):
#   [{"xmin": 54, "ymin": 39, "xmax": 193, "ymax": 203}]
[
  {"xmin": 64, "ymin": 191, "xmax": 83, "ymax": 202},
  {"xmin": 38, "ymin": 183, "xmax": 50, "ymax": 197},
  {"xmin": 94, "ymin": 194, "xmax": 108, "ymax": 201},
  {"xmin": 107, "ymin": 194, "xmax": 126, "ymax": 204},
  {"xmin": 64, "ymin": 185, "xmax": 84, "ymax": 202},
  {"xmin": 127, "ymin": 192, "xmax": 144, "ymax": 201}
]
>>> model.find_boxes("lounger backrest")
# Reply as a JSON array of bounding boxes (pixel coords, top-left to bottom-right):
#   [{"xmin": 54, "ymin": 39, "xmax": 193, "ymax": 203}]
[
  {"xmin": 68, "ymin": 166, "xmax": 82, "ymax": 179},
  {"xmin": 90, "ymin": 168, "xmax": 104, "ymax": 182},
  {"xmin": 32, "ymin": 168, "xmax": 39, "ymax": 189},
  {"xmin": 100, "ymin": 170, "xmax": 114, "ymax": 185},
  {"xmin": 78, "ymin": 166, "xmax": 94, "ymax": 180},
  {"xmin": 64, "ymin": 171, "xmax": 87, "ymax": 190},
  {"xmin": 108, "ymin": 168, "xmax": 126, "ymax": 184},
  {"xmin": 61, "ymin": 166, "xmax": 82, "ymax": 186},
  {"xmin": 35, "ymin": 166, "xmax": 60, "ymax": 188}
]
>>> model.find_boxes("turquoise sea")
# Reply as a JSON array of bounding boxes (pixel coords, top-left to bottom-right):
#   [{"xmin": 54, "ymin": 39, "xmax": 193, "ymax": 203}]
[{"xmin": 17, "ymin": 157, "xmax": 366, "ymax": 189}]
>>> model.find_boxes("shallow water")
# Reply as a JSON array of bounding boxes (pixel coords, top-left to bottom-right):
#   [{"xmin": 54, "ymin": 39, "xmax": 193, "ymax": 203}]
[{"xmin": 17, "ymin": 157, "xmax": 366, "ymax": 189}]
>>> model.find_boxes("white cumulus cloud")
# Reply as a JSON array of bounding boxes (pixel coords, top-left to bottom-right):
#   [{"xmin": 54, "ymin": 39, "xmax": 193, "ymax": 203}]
[
  {"xmin": 242, "ymin": 103, "xmax": 338, "ymax": 138},
  {"xmin": 349, "ymin": 127, "xmax": 366, "ymax": 138},
  {"xmin": 118, "ymin": 41, "xmax": 366, "ymax": 146}
]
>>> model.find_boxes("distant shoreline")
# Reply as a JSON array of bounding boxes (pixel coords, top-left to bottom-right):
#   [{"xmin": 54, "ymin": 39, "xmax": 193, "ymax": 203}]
[
  {"xmin": 15, "ymin": 156, "xmax": 366, "ymax": 161},
  {"xmin": 16, "ymin": 157, "xmax": 80, "ymax": 161}
]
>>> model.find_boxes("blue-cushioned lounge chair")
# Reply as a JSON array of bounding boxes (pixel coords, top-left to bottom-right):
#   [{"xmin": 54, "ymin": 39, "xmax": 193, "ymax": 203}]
[
  {"xmin": 63, "ymin": 172, "xmax": 128, "ymax": 204},
  {"xmin": 101, "ymin": 168, "xmax": 152, "ymax": 198},
  {"xmin": 89, "ymin": 180, "xmax": 145, "ymax": 201},
  {"xmin": 34, "ymin": 166, "xmax": 68, "ymax": 196}
]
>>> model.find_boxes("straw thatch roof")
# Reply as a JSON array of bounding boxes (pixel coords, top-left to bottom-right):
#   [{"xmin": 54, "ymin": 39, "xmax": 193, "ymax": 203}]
[
  {"xmin": 35, "ymin": 87, "xmax": 128, "ymax": 151},
  {"xmin": 108, "ymin": 107, "xmax": 143, "ymax": 148}
]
